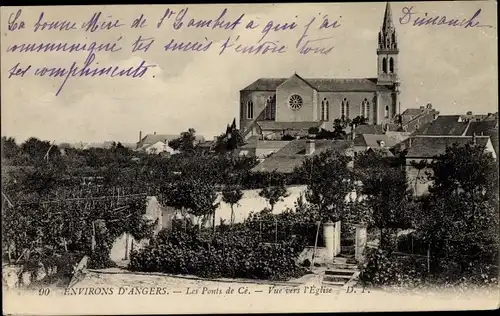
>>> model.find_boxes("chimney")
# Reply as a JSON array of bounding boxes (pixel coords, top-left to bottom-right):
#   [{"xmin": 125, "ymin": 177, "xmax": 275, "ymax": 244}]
[
  {"xmin": 306, "ymin": 139, "xmax": 315, "ymax": 155},
  {"xmin": 139, "ymin": 131, "xmax": 142, "ymax": 142}
]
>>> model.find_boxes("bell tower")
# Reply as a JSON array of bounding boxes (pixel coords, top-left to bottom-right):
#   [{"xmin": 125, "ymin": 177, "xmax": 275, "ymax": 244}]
[{"xmin": 377, "ymin": 2, "xmax": 399, "ymax": 85}]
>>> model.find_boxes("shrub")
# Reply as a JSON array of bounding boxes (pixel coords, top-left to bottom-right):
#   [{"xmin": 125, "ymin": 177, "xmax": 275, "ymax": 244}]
[
  {"xmin": 359, "ymin": 248, "xmax": 428, "ymax": 288},
  {"xmin": 129, "ymin": 225, "xmax": 307, "ymax": 281},
  {"xmin": 307, "ymin": 127, "xmax": 319, "ymax": 134}
]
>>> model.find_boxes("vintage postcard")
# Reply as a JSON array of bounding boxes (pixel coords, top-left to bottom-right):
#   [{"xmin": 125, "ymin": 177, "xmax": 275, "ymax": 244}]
[{"xmin": 1, "ymin": 1, "xmax": 498, "ymax": 314}]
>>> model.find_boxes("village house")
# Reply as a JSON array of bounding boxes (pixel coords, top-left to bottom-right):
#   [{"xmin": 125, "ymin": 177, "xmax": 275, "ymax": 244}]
[
  {"xmin": 135, "ymin": 131, "xmax": 205, "ymax": 154},
  {"xmin": 352, "ymin": 133, "xmax": 409, "ymax": 157},
  {"xmin": 403, "ymin": 135, "xmax": 497, "ymax": 196},
  {"xmin": 236, "ymin": 137, "xmax": 291, "ymax": 159},
  {"xmin": 398, "ymin": 103, "xmax": 439, "ymax": 133},
  {"xmin": 251, "ymin": 139, "xmax": 352, "ymax": 174}
]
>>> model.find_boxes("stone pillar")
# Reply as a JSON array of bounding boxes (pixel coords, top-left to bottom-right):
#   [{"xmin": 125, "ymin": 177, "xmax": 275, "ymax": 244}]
[
  {"xmin": 355, "ymin": 223, "xmax": 368, "ymax": 263},
  {"xmin": 334, "ymin": 221, "xmax": 341, "ymax": 256},
  {"xmin": 323, "ymin": 222, "xmax": 335, "ymax": 262}
]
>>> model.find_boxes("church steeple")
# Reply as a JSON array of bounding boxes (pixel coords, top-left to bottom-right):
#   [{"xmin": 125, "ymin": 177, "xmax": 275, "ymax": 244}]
[
  {"xmin": 377, "ymin": 2, "xmax": 399, "ymax": 85},
  {"xmin": 382, "ymin": 2, "xmax": 394, "ymax": 32}
]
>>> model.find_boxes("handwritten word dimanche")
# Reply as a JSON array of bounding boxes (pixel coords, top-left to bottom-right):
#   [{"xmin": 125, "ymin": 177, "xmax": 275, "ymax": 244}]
[
  {"xmin": 398, "ymin": 6, "xmax": 493, "ymax": 28},
  {"xmin": 8, "ymin": 53, "xmax": 155, "ymax": 96}
]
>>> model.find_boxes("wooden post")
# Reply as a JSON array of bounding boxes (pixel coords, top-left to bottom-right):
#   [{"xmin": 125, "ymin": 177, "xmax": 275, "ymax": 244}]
[
  {"xmin": 91, "ymin": 221, "xmax": 96, "ymax": 253},
  {"xmin": 427, "ymin": 245, "xmax": 431, "ymax": 273},
  {"xmin": 311, "ymin": 221, "xmax": 321, "ymax": 269},
  {"xmin": 124, "ymin": 233, "xmax": 130, "ymax": 260}
]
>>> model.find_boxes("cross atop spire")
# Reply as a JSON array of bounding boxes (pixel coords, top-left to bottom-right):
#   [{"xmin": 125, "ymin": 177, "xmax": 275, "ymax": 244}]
[{"xmin": 382, "ymin": 2, "xmax": 394, "ymax": 32}]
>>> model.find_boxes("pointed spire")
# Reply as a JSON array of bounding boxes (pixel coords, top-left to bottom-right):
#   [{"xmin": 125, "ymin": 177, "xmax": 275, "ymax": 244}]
[{"xmin": 382, "ymin": 2, "xmax": 394, "ymax": 31}]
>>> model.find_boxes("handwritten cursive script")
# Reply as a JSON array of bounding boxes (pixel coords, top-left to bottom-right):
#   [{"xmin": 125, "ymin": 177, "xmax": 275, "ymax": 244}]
[
  {"xmin": 4, "ymin": 7, "xmax": 345, "ymax": 96},
  {"xmin": 8, "ymin": 53, "xmax": 155, "ymax": 96},
  {"xmin": 398, "ymin": 6, "xmax": 493, "ymax": 28}
]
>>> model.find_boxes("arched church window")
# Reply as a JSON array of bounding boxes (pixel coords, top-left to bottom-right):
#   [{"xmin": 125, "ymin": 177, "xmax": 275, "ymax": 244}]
[
  {"xmin": 321, "ymin": 98, "xmax": 330, "ymax": 121},
  {"xmin": 382, "ymin": 58, "xmax": 387, "ymax": 73},
  {"xmin": 247, "ymin": 100, "xmax": 254, "ymax": 119},
  {"xmin": 341, "ymin": 98, "xmax": 350, "ymax": 119},
  {"xmin": 361, "ymin": 98, "xmax": 370, "ymax": 119},
  {"xmin": 389, "ymin": 58, "xmax": 394, "ymax": 73},
  {"xmin": 385, "ymin": 105, "xmax": 389, "ymax": 118},
  {"xmin": 265, "ymin": 95, "xmax": 276, "ymax": 120}
]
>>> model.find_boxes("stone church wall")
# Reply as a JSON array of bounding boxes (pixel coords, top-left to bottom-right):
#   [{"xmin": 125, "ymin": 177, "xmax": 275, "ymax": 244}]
[{"xmin": 276, "ymin": 77, "xmax": 315, "ymax": 122}]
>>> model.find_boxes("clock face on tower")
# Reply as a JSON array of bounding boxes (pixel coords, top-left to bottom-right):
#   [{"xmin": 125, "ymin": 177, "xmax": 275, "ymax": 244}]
[{"xmin": 289, "ymin": 94, "xmax": 303, "ymax": 110}]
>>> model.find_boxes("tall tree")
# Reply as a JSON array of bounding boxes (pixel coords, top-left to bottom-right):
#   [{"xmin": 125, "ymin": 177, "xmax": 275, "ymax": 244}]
[
  {"xmin": 160, "ymin": 179, "xmax": 219, "ymax": 230},
  {"xmin": 356, "ymin": 150, "xmax": 415, "ymax": 249},
  {"xmin": 168, "ymin": 128, "xmax": 197, "ymax": 153},
  {"xmin": 214, "ymin": 119, "xmax": 245, "ymax": 153},
  {"xmin": 1, "ymin": 137, "xmax": 20, "ymax": 161},
  {"xmin": 258, "ymin": 172, "xmax": 289, "ymax": 212},
  {"xmin": 296, "ymin": 149, "xmax": 353, "ymax": 222},
  {"xmin": 415, "ymin": 142, "xmax": 499, "ymax": 275},
  {"xmin": 21, "ymin": 137, "xmax": 60, "ymax": 162},
  {"xmin": 222, "ymin": 185, "xmax": 244, "ymax": 225}
]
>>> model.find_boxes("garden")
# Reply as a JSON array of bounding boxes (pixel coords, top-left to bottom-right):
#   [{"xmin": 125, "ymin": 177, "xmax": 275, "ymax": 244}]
[{"xmin": 2, "ymin": 132, "xmax": 499, "ymax": 289}]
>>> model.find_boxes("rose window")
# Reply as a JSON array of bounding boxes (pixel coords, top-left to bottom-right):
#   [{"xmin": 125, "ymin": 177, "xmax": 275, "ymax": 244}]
[{"xmin": 289, "ymin": 94, "xmax": 303, "ymax": 110}]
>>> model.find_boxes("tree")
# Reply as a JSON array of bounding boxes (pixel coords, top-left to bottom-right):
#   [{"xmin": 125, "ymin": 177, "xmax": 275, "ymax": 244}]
[
  {"xmin": 357, "ymin": 150, "xmax": 415, "ymax": 249},
  {"xmin": 332, "ymin": 118, "xmax": 350, "ymax": 140},
  {"xmin": 350, "ymin": 116, "xmax": 368, "ymax": 129},
  {"xmin": 360, "ymin": 163, "xmax": 415, "ymax": 249},
  {"xmin": 296, "ymin": 150, "xmax": 353, "ymax": 222},
  {"xmin": 258, "ymin": 173, "xmax": 289, "ymax": 212},
  {"xmin": 214, "ymin": 119, "xmax": 245, "ymax": 153},
  {"xmin": 1, "ymin": 136, "xmax": 20, "ymax": 161},
  {"xmin": 222, "ymin": 186, "xmax": 244, "ymax": 225},
  {"xmin": 409, "ymin": 160, "xmax": 428, "ymax": 196},
  {"xmin": 414, "ymin": 142, "xmax": 499, "ymax": 277},
  {"xmin": 259, "ymin": 185, "xmax": 289, "ymax": 212},
  {"xmin": 160, "ymin": 179, "xmax": 219, "ymax": 231},
  {"xmin": 168, "ymin": 128, "xmax": 197, "ymax": 153},
  {"xmin": 21, "ymin": 137, "xmax": 60, "ymax": 162}
]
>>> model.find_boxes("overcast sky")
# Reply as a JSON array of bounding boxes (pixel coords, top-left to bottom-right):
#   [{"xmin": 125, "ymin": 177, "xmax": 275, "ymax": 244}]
[{"xmin": 1, "ymin": 2, "xmax": 497, "ymax": 144}]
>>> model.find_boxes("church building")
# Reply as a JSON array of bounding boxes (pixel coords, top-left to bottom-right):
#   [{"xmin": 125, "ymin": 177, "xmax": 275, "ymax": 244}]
[{"xmin": 239, "ymin": 3, "xmax": 401, "ymax": 139}]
